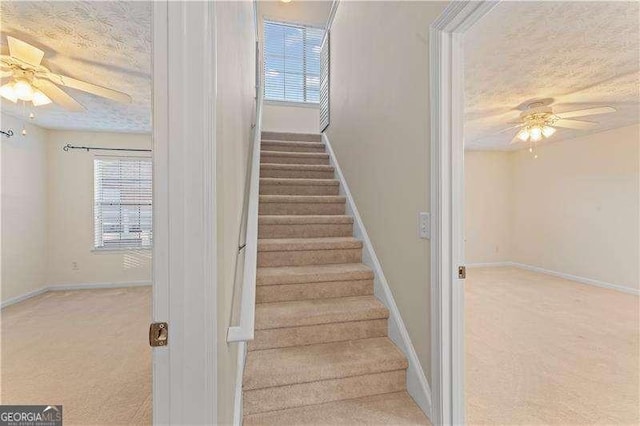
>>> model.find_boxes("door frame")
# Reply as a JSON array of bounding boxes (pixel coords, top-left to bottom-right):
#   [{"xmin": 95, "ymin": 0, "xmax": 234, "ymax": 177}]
[
  {"xmin": 429, "ymin": 2, "xmax": 498, "ymax": 424},
  {"xmin": 152, "ymin": 1, "xmax": 218, "ymax": 424}
]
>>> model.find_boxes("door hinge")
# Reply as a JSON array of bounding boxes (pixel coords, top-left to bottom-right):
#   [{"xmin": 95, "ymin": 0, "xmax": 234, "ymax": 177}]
[
  {"xmin": 458, "ymin": 266, "xmax": 466, "ymax": 279},
  {"xmin": 149, "ymin": 322, "xmax": 168, "ymax": 347}
]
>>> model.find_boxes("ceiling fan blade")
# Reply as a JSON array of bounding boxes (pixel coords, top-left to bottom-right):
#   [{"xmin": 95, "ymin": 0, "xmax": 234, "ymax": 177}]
[
  {"xmin": 555, "ymin": 106, "xmax": 616, "ymax": 119},
  {"xmin": 509, "ymin": 133, "xmax": 522, "ymax": 144},
  {"xmin": 7, "ymin": 36, "xmax": 44, "ymax": 66},
  {"xmin": 495, "ymin": 124, "xmax": 522, "ymax": 135},
  {"xmin": 554, "ymin": 118, "xmax": 599, "ymax": 130},
  {"xmin": 32, "ymin": 79, "xmax": 85, "ymax": 112},
  {"xmin": 40, "ymin": 72, "xmax": 131, "ymax": 103}
]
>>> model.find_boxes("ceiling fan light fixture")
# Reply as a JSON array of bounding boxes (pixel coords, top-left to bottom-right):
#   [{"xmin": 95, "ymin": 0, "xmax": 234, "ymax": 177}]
[
  {"xmin": 541, "ymin": 125, "xmax": 556, "ymax": 138},
  {"xmin": 0, "ymin": 83, "xmax": 18, "ymax": 103},
  {"xmin": 517, "ymin": 128, "xmax": 530, "ymax": 142},
  {"xmin": 529, "ymin": 126, "xmax": 543, "ymax": 142},
  {"xmin": 32, "ymin": 90, "xmax": 52, "ymax": 106},
  {"xmin": 13, "ymin": 79, "xmax": 34, "ymax": 101}
]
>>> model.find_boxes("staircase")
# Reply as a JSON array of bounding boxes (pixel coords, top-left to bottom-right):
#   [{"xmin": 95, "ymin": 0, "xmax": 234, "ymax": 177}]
[{"xmin": 242, "ymin": 131, "xmax": 429, "ymax": 425}]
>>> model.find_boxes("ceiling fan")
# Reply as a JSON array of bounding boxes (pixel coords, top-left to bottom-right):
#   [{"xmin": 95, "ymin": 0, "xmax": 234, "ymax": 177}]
[
  {"xmin": 505, "ymin": 99, "xmax": 616, "ymax": 145},
  {"xmin": 0, "ymin": 36, "xmax": 131, "ymax": 112}
]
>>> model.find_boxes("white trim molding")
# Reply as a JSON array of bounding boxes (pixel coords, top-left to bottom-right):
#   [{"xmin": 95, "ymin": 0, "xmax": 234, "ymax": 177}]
[
  {"xmin": 1, "ymin": 288, "xmax": 48, "ymax": 309},
  {"xmin": 152, "ymin": 1, "xmax": 218, "ymax": 424},
  {"xmin": 429, "ymin": 2, "xmax": 498, "ymax": 424},
  {"xmin": 1, "ymin": 281, "xmax": 153, "ymax": 309},
  {"xmin": 323, "ymin": 134, "xmax": 433, "ymax": 419},
  {"xmin": 466, "ymin": 262, "xmax": 639, "ymax": 295},
  {"xmin": 510, "ymin": 263, "xmax": 640, "ymax": 296}
]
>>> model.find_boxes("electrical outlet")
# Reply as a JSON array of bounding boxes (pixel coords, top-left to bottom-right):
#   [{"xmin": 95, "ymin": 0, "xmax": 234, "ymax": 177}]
[{"xmin": 419, "ymin": 212, "xmax": 430, "ymax": 239}]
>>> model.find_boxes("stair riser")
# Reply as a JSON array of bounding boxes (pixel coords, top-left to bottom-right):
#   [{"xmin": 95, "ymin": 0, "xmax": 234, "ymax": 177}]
[
  {"xmin": 256, "ymin": 279, "xmax": 373, "ymax": 303},
  {"xmin": 261, "ymin": 168, "xmax": 335, "ymax": 179},
  {"xmin": 243, "ymin": 370, "xmax": 406, "ymax": 415},
  {"xmin": 250, "ymin": 318, "xmax": 387, "ymax": 351},
  {"xmin": 262, "ymin": 132, "xmax": 322, "ymax": 142},
  {"xmin": 258, "ymin": 223, "xmax": 352, "ymax": 238},
  {"xmin": 261, "ymin": 154, "xmax": 330, "ymax": 166},
  {"xmin": 259, "ymin": 184, "xmax": 339, "ymax": 196},
  {"xmin": 261, "ymin": 143, "xmax": 325, "ymax": 153},
  {"xmin": 259, "ymin": 202, "xmax": 345, "ymax": 215},
  {"xmin": 258, "ymin": 248, "xmax": 362, "ymax": 267}
]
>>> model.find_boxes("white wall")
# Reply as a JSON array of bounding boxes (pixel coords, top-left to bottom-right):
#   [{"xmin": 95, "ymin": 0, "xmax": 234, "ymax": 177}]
[
  {"xmin": 465, "ymin": 124, "xmax": 640, "ymax": 291},
  {"xmin": 257, "ymin": 1, "xmax": 328, "ymax": 135},
  {"xmin": 1, "ymin": 113, "xmax": 152, "ymax": 303},
  {"xmin": 327, "ymin": 0, "xmax": 448, "ymax": 380},
  {"xmin": 215, "ymin": 1, "xmax": 256, "ymax": 424},
  {"xmin": 258, "ymin": 0, "xmax": 332, "ymax": 28},
  {"xmin": 511, "ymin": 125, "xmax": 639, "ymax": 291},
  {"xmin": 46, "ymin": 130, "xmax": 152, "ymax": 286},
  {"xmin": 465, "ymin": 151, "xmax": 512, "ymax": 264},
  {"xmin": 1, "ymin": 113, "xmax": 48, "ymax": 302},
  {"xmin": 262, "ymin": 103, "xmax": 319, "ymax": 133}
]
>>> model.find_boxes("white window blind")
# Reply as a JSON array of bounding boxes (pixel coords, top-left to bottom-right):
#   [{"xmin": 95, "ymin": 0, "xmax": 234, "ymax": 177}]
[
  {"xmin": 94, "ymin": 158, "xmax": 152, "ymax": 250},
  {"xmin": 264, "ymin": 20, "xmax": 325, "ymax": 103},
  {"xmin": 319, "ymin": 33, "xmax": 330, "ymax": 131}
]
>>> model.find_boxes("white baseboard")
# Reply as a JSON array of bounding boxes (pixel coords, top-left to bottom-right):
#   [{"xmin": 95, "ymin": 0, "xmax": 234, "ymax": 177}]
[
  {"xmin": 510, "ymin": 263, "xmax": 639, "ymax": 296},
  {"xmin": 232, "ymin": 341, "xmax": 247, "ymax": 426},
  {"xmin": 468, "ymin": 261, "xmax": 638, "ymax": 296},
  {"xmin": 48, "ymin": 280, "xmax": 152, "ymax": 291},
  {"xmin": 324, "ymin": 134, "xmax": 433, "ymax": 419},
  {"xmin": 1, "ymin": 281, "xmax": 152, "ymax": 309},
  {"xmin": 467, "ymin": 262, "xmax": 513, "ymax": 268},
  {"xmin": 1, "ymin": 287, "xmax": 48, "ymax": 309}
]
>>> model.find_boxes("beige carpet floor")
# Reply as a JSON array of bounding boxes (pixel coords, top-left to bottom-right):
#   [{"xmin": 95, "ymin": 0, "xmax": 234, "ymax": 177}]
[
  {"xmin": 466, "ymin": 266, "xmax": 639, "ymax": 425},
  {"xmin": 1, "ymin": 287, "xmax": 152, "ymax": 425}
]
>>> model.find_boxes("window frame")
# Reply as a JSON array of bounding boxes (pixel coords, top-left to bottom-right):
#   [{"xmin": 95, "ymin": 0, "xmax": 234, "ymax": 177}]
[
  {"xmin": 263, "ymin": 19, "xmax": 325, "ymax": 105},
  {"xmin": 92, "ymin": 155, "xmax": 153, "ymax": 252}
]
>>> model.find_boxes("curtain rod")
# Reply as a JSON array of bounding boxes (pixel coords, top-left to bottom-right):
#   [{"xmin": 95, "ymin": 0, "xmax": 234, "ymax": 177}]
[{"xmin": 63, "ymin": 143, "xmax": 152, "ymax": 153}]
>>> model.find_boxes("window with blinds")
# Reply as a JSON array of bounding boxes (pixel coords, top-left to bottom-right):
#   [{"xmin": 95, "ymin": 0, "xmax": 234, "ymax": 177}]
[
  {"xmin": 94, "ymin": 158, "xmax": 152, "ymax": 250},
  {"xmin": 264, "ymin": 20, "xmax": 325, "ymax": 103}
]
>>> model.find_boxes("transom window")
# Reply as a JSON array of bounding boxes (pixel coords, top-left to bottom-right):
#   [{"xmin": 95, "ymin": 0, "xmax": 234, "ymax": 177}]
[
  {"xmin": 94, "ymin": 157, "xmax": 152, "ymax": 250},
  {"xmin": 264, "ymin": 20, "xmax": 325, "ymax": 104}
]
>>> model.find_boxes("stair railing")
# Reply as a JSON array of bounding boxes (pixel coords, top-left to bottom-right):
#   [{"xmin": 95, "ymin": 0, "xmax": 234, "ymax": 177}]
[{"xmin": 227, "ymin": 41, "xmax": 263, "ymax": 344}]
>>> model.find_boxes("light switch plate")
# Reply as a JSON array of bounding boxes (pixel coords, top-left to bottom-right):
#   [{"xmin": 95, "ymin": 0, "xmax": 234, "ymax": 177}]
[{"xmin": 419, "ymin": 212, "xmax": 430, "ymax": 239}]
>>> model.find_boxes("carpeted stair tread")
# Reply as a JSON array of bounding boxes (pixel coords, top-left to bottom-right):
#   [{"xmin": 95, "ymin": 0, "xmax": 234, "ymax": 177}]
[
  {"xmin": 259, "ymin": 215, "xmax": 353, "ymax": 225},
  {"xmin": 250, "ymin": 319, "xmax": 386, "ymax": 350},
  {"xmin": 260, "ymin": 151, "xmax": 329, "ymax": 160},
  {"xmin": 243, "ymin": 337, "xmax": 407, "ymax": 390},
  {"xmin": 260, "ymin": 178, "xmax": 339, "ymax": 186},
  {"xmin": 261, "ymin": 141, "xmax": 326, "ymax": 152},
  {"xmin": 255, "ymin": 295, "xmax": 388, "ymax": 330},
  {"xmin": 260, "ymin": 163, "xmax": 335, "ymax": 179},
  {"xmin": 258, "ymin": 237, "xmax": 362, "ymax": 252},
  {"xmin": 260, "ymin": 163, "xmax": 334, "ymax": 172},
  {"xmin": 243, "ymin": 391, "xmax": 430, "ymax": 425},
  {"xmin": 257, "ymin": 263, "xmax": 373, "ymax": 286},
  {"xmin": 260, "ymin": 178, "xmax": 340, "ymax": 196},
  {"xmin": 260, "ymin": 195, "xmax": 345, "ymax": 204},
  {"xmin": 262, "ymin": 131, "xmax": 322, "ymax": 142}
]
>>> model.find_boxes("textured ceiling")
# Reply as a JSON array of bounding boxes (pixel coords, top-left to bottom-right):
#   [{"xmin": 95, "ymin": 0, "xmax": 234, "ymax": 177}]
[
  {"xmin": 258, "ymin": 0, "xmax": 332, "ymax": 28},
  {"xmin": 464, "ymin": 1, "xmax": 639, "ymax": 150},
  {"xmin": 0, "ymin": 1, "xmax": 151, "ymax": 133}
]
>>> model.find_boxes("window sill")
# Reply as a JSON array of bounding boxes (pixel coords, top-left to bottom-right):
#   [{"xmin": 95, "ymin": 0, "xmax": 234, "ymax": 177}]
[
  {"xmin": 92, "ymin": 247, "xmax": 152, "ymax": 254},
  {"xmin": 264, "ymin": 99, "xmax": 320, "ymax": 109}
]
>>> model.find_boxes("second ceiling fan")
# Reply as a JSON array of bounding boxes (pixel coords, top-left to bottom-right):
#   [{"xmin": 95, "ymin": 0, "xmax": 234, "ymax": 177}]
[
  {"xmin": 0, "ymin": 36, "xmax": 131, "ymax": 111},
  {"xmin": 504, "ymin": 100, "xmax": 616, "ymax": 145}
]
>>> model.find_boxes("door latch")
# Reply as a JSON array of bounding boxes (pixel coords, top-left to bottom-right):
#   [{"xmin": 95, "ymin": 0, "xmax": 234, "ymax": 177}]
[
  {"xmin": 458, "ymin": 266, "xmax": 466, "ymax": 279},
  {"xmin": 149, "ymin": 322, "xmax": 168, "ymax": 347}
]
